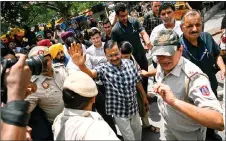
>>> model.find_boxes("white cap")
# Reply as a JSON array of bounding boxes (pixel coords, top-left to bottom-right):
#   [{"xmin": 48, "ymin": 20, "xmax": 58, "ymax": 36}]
[{"xmin": 63, "ymin": 71, "xmax": 98, "ymax": 97}]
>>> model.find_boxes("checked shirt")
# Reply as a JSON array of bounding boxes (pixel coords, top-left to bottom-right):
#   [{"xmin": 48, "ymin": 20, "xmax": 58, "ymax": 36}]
[
  {"xmin": 94, "ymin": 59, "xmax": 142, "ymax": 118},
  {"xmin": 143, "ymin": 11, "xmax": 162, "ymax": 36}
]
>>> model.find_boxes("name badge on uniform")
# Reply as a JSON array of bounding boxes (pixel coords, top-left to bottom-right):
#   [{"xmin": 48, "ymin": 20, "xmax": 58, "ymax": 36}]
[
  {"xmin": 42, "ymin": 81, "xmax": 49, "ymax": 89},
  {"xmin": 199, "ymin": 85, "xmax": 210, "ymax": 96}
]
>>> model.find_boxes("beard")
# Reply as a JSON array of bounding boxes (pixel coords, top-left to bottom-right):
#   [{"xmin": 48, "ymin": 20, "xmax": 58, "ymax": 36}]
[{"xmin": 55, "ymin": 57, "xmax": 65, "ymax": 63}]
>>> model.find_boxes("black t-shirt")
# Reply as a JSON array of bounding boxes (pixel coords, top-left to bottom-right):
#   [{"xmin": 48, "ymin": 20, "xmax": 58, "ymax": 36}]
[
  {"xmin": 111, "ymin": 17, "xmax": 145, "ymax": 60},
  {"xmin": 101, "ymin": 33, "xmax": 111, "ymax": 42},
  {"xmin": 221, "ymin": 14, "xmax": 226, "ymax": 29},
  {"xmin": 187, "ymin": 1, "xmax": 203, "ymax": 11}
]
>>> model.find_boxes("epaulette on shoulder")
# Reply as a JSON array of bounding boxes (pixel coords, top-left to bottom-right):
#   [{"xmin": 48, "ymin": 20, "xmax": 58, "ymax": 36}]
[
  {"xmin": 183, "ymin": 68, "xmax": 208, "ymax": 81},
  {"xmin": 30, "ymin": 75, "xmax": 39, "ymax": 83},
  {"xmin": 182, "ymin": 63, "xmax": 201, "ymax": 81},
  {"xmin": 187, "ymin": 71, "xmax": 200, "ymax": 81},
  {"xmin": 53, "ymin": 63, "xmax": 64, "ymax": 68},
  {"xmin": 182, "ymin": 59, "xmax": 207, "ymax": 81}
]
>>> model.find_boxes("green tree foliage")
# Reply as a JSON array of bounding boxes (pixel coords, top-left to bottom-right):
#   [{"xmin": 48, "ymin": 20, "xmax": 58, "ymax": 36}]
[
  {"xmin": 1, "ymin": 1, "xmax": 30, "ymax": 27},
  {"xmin": 27, "ymin": 4, "xmax": 57, "ymax": 26},
  {"xmin": 35, "ymin": 1, "xmax": 103, "ymax": 18},
  {"xmin": 34, "ymin": 1, "xmax": 72, "ymax": 19},
  {"xmin": 1, "ymin": 1, "xmax": 103, "ymax": 33},
  {"xmin": 71, "ymin": 1, "xmax": 103, "ymax": 14}
]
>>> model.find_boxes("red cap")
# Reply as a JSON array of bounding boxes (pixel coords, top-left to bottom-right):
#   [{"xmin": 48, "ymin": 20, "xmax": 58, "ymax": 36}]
[{"xmin": 37, "ymin": 39, "xmax": 52, "ymax": 47}]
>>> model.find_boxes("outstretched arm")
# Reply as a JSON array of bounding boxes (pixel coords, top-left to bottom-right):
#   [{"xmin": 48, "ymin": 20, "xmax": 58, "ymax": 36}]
[{"xmin": 68, "ymin": 42, "xmax": 98, "ymax": 78}]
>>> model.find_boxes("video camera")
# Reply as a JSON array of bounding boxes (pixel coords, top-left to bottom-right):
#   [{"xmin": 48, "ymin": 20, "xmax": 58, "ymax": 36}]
[{"xmin": 1, "ymin": 54, "xmax": 47, "ymax": 104}]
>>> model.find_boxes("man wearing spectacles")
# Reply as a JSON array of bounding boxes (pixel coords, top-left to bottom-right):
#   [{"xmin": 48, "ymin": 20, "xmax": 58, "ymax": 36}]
[
  {"xmin": 180, "ymin": 9, "xmax": 226, "ymax": 141},
  {"xmin": 111, "ymin": 3, "xmax": 151, "ymax": 98},
  {"xmin": 68, "ymin": 40, "xmax": 150, "ymax": 141}
]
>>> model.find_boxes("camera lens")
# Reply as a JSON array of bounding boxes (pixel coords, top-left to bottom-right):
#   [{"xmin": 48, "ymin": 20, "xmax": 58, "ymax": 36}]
[
  {"xmin": 1, "ymin": 54, "xmax": 47, "ymax": 76},
  {"xmin": 26, "ymin": 54, "xmax": 45, "ymax": 75},
  {"xmin": 1, "ymin": 54, "xmax": 47, "ymax": 104}
]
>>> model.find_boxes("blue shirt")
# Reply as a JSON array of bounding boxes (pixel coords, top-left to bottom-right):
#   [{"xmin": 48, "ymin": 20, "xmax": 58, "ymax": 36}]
[{"xmin": 180, "ymin": 32, "xmax": 220, "ymax": 91}]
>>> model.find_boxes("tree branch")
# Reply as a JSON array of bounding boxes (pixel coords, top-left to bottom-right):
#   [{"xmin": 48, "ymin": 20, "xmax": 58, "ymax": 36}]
[
  {"xmin": 28, "ymin": 12, "xmax": 39, "ymax": 25},
  {"xmin": 34, "ymin": 2, "xmax": 59, "ymax": 11}
]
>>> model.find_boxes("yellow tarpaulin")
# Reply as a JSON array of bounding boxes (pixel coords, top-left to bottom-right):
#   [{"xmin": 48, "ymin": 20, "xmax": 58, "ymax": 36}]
[{"xmin": 0, "ymin": 27, "xmax": 24, "ymax": 41}]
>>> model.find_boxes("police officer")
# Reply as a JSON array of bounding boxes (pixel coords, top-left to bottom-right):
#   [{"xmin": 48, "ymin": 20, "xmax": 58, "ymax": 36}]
[
  {"xmin": 25, "ymin": 46, "xmax": 68, "ymax": 124},
  {"xmin": 180, "ymin": 10, "xmax": 226, "ymax": 140},
  {"xmin": 52, "ymin": 71, "xmax": 119, "ymax": 140},
  {"xmin": 151, "ymin": 29, "xmax": 224, "ymax": 140}
]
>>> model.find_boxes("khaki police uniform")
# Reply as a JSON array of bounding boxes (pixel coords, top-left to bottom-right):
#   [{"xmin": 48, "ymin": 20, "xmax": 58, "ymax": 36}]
[
  {"xmin": 25, "ymin": 63, "xmax": 68, "ymax": 123},
  {"xmin": 156, "ymin": 57, "xmax": 223, "ymax": 140},
  {"xmin": 52, "ymin": 108, "xmax": 119, "ymax": 140}
]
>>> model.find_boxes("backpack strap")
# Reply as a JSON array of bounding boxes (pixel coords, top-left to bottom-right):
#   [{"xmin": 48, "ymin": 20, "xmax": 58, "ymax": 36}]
[
  {"xmin": 183, "ymin": 70, "xmax": 209, "ymax": 102},
  {"xmin": 184, "ymin": 74, "xmax": 191, "ymax": 102},
  {"xmin": 181, "ymin": 61, "xmax": 209, "ymax": 102}
]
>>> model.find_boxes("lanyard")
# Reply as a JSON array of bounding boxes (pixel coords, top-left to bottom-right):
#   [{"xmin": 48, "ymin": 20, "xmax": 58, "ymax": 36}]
[
  {"xmin": 118, "ymin": 21, "xmax": 137, "ymax": 34},
  {"xmin": 181, "ymin": 38, "xmax": 209, "ymax": 62}
]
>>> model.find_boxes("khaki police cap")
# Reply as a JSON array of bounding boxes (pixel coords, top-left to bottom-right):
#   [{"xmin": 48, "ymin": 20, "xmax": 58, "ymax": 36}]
[{"xmin": 28, "ymin": 46, "xmax": 50, "ymax": 58}]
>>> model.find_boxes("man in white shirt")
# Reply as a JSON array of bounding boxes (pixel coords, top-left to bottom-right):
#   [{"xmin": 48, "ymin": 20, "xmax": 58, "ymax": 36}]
[
  {"xmin": 86, "ymin": 29, "xmax": 107, "ymax": 67},
  {"xmin": 53, "ymin": 71, "xmax": 119, "ymax": 140},
  {"xmin": 150, "ymin": 2, "xmax": 183, "ymax": 44},
  {"xmin": 149, "ymin": 2, "xmax": 183, "ymax": 85}
]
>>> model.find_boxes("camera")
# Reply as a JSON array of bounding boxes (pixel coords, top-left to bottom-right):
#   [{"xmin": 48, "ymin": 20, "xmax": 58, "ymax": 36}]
[
  {"xmin": 1, "ymin": 54, "xmax": 47, "ymax": 104},
  {"xmin": 1, "ymin": 54, "xmax": 46, "ymax": 75}
]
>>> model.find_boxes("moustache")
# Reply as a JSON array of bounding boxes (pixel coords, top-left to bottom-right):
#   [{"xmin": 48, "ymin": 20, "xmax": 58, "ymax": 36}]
[
  {"xmin": 59, "ymin": 57, "xmax": 65, "ymax": 62},
  {"xmin": 190, "ymin": 31, "xmax": 199, "ymax": 34}
]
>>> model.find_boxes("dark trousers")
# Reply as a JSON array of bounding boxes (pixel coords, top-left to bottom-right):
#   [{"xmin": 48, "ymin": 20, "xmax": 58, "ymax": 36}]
[
  {"xmin": 92, "ymin": 84, "xmax": 117, "ymax": 135},
  {"xmin": 135, "ymin": 54, "xmax": 149, "ymax": 93},
  {"xmin": 28, "ymin": 106, "xmax": 53, "ymax": 140}
]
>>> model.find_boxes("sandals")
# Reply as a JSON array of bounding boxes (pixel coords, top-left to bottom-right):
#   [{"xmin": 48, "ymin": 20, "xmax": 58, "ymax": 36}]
[{"xmin": 144, "ymin": 125, "xmax": 160, "ymax": 134}]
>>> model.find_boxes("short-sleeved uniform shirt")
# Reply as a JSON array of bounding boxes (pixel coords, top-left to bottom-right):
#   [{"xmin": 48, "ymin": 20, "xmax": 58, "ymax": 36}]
[
  {"xmin": 156, "ymin": 57, "xmax": 222, "ymax": 132},
  {"xmin": 25, "ymin": 64, "xmax": 68, "ymax": 123},
  {"xmin": 94, "ymin": 59, "xmax": 141, "ymax": 118},
  {"xmin": 53, "ymin": 109, "xmax": 119, "ymax": 140},
  {"xmin": 111, "ymin": 17, "xmax": 146, "ymax": 60},
  {"xmin": 180, "ymin": 32, "xmax": 221, "ymax": 92}
]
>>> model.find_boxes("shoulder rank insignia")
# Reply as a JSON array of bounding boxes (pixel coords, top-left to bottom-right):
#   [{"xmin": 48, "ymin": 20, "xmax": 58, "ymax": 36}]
[
  {"xmin": 53, "ymin": 63, "xmax": 64, "ymax": 68},
  {"xmin": 30, "ymin": 75, "xmax": 38, "ymax": 83}
]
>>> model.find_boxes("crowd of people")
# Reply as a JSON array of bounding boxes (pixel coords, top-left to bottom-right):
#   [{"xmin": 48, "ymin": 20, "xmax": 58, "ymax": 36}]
[{"xmin": 1, "ymin": 2, "xmax": 226, "ymax": 141}]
